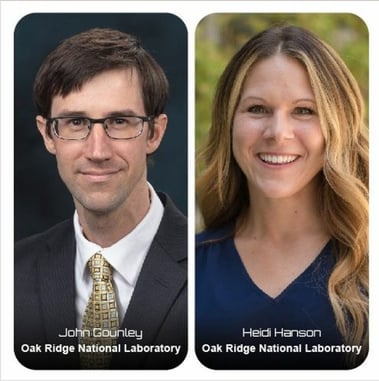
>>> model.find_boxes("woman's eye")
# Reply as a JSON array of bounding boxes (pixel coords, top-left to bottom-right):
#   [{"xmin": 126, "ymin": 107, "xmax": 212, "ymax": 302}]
[
  {"xmin": 248, "ymin": 105, "xmax": 268, "ymax": 114},
  {"xmin": 294, "ymin": 107, "xmax": 316, "ymax": 116}
]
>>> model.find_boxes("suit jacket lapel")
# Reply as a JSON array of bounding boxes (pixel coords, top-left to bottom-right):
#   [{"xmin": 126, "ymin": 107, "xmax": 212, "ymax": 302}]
[
  {"xmin": 115, "ymin": 194, "xmax": 187, "ymax": 367},
  {"xmin": 115, "ymin": 241, "xmax": 185, "ymax": 368},
  {"xmin": 119, "ymin": 239, "xmax": 186, "ymax": 337}
]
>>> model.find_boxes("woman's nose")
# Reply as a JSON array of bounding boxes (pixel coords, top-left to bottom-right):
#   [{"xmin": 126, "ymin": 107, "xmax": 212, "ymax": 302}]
[{"xmin": 263, "ymin": 112, "xmax": 295, "ymax": 142}]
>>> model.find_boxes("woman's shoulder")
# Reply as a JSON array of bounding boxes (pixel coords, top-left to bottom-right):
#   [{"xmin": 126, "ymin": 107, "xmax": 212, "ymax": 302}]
[
  {"xmin": 196, "ymin": 224, "xmax": 236, "ymax": 274},
  {"xmin": 196, "ymin": 224, "xmax": 234, "ymax": 247}
]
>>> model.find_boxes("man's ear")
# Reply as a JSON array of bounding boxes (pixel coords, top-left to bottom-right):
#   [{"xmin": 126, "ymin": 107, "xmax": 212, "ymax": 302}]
[
  {"xmin": 146, "ymin": 114, "xmax": 167, "ymax": 154},
  {"xmin": 36, "ymin": 116, "xmax": 57, "ymax": 155}
]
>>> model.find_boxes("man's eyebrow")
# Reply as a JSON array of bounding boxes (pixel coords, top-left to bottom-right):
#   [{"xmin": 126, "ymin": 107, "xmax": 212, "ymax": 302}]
[
  {"xmin": 106, "ymin": 109, "xmax": 140, "ymax": 117},
  {"xmin": 53, "ymin": 109, "xmax": 141, "ymax": 117},
  {"xmin": 53, "ymin": 110, "xmax": 87, "ymax": 117}
]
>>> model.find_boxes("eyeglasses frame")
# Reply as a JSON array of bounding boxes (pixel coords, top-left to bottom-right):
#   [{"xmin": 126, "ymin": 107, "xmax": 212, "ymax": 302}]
[{"xmin": 46, "ymin": 115, "xmax": 155, "ymax": 141}]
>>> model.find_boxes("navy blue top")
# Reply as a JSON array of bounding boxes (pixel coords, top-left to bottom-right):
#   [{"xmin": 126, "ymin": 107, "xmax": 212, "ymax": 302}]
[{"xmin": 196, "ymin": 226, "xmax": 353, "ymax": 369}]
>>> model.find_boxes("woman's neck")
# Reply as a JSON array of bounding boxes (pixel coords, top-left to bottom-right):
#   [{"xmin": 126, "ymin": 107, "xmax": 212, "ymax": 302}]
[{"xmin": 237, "ymin": 186, "xmax": 328, "ymax": 244}]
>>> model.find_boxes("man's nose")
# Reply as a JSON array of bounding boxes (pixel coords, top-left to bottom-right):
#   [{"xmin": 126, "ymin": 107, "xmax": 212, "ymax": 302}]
[{"xmin": 84, "ymin": 123, "xmax": 112, "ymax": 161}]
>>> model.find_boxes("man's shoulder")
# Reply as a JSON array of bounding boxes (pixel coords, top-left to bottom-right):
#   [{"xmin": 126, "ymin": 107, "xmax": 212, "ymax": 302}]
[
  {"xmin": 158, "ymin": 192, "xmax": 187, "ymax": 228},
  {"xmin": 15, "ymin": 219, "xmax": 73, "ymax": 260},
  {"xmin": 155, "ymin": 192, "xmax": 187, "ymax": 261}
]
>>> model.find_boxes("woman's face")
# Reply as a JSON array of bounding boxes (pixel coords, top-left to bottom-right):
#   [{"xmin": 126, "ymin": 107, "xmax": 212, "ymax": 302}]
[{"xmin": 232, "ymin": 54, "xmax": 325, "ymax": 201}]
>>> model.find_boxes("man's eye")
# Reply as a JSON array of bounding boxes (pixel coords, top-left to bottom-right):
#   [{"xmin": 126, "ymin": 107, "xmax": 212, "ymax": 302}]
[
  {"xmin": 248, "ymin": 105, "xmax": 268, "ymax": 114},
  {"xmin": 107, "ymin": 118, "xmax": 129, "ymax": 126},
  {"xmin": 114, "ymin": 118, "xmax": 128, "ymax": 125},
  {"xmin": 68, "ymin": 118, "xmax": 85, "ymax": 126},
  {"xmin": 108, "ymin": 117, "xmax": 140, "ymax": 127}
]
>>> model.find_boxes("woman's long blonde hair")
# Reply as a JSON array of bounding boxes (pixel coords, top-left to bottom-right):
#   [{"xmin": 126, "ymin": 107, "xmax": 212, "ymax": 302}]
[{"xmin": 197, "ymin": 25, "xmax": 368, "ymax": 366}]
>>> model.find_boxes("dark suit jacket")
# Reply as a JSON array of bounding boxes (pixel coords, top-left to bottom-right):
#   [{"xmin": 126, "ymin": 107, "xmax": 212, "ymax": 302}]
[{"xmin": 14, "ymin": 193, "xmax": 187, "ymax": 370}]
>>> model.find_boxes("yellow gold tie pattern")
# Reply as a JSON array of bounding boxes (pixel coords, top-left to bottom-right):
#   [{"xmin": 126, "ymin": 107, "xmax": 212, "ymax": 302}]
[{"xmin": 80, "ymin": 252, "xmax": 119, "ymax": 368}]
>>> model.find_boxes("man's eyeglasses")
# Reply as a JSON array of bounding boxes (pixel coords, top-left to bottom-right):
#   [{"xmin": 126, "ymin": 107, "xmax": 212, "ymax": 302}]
[{"xmin": 46, "ymin": 115, "xmax": 154, "ymax": 140}]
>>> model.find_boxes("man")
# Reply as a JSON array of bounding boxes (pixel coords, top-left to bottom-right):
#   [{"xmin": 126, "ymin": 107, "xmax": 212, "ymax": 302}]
[{"xmin": 14, "ymin": 28, "xmax": 187, "ymax": 370}]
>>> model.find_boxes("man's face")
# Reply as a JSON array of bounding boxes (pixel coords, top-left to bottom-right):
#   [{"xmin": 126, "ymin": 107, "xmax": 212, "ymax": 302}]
[{"xmin": 37, "ymin": 68, "xmax": 167, "ymax": 218}]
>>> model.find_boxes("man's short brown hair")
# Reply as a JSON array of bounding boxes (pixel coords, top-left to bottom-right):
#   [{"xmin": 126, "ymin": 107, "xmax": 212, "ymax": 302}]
[{"xmin": 33, "ymin": 28, "xmax": 169, "ymax": 119}]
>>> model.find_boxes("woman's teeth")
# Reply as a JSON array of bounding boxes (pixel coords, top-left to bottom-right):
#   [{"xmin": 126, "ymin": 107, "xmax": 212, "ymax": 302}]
[{"xmin": 259, "ymin": 154, "xmax": 298, "ymax": 164}]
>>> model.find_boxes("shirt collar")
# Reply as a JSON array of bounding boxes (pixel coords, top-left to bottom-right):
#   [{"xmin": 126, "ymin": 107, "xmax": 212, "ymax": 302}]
[{"xmin": 74, "ymin": 184, "xmax": 164, "ymax": 287}]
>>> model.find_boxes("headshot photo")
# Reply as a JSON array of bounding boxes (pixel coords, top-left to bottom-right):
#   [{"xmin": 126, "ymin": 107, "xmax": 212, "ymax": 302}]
[
  {"xmin": 195, "ymin": 13, "xmax": 368, "ymax": 370},
  {"xmin": 14, "ymin": 13, "xmax": 187, "ymax": 370}
]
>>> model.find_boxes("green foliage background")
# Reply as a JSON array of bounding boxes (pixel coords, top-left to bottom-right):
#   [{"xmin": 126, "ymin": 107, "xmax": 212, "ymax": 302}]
[{"xmin": 195, "ymin": 13, "xmax": 369, "ymax": 152}]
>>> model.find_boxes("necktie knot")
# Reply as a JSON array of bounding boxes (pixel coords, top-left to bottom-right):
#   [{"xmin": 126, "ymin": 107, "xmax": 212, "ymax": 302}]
[{"xmin": 88, "ymin": 252, "xmax": 111, "ymax": 282}]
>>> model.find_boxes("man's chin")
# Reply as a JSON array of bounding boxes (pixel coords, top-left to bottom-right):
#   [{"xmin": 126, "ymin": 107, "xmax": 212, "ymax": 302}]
[{"xmin": 73, "ymin": 195, "xmax": 126, "ymax": 216}]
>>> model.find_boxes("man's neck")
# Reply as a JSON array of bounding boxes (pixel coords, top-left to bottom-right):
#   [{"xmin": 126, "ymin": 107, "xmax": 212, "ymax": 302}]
[{"xmin": 76, "ymin": 187, "xmax": 151, "ymax": 248}]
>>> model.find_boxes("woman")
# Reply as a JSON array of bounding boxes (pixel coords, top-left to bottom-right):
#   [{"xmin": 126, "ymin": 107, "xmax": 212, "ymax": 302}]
[{"xmin": 196, "ymin": 25, "xmax": 368, "ymax": 370}]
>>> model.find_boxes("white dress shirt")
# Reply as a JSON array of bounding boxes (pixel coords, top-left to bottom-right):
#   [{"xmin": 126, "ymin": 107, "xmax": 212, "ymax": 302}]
[{"xmin": 74, "ymin": 184, "xmax": 164, "ymax": 328}]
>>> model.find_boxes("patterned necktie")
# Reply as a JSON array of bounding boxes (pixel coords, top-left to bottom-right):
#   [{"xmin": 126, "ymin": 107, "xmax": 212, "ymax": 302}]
[{"xmin": 80, "ymin": 252, "xmax": 119, "ymax": 369}]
